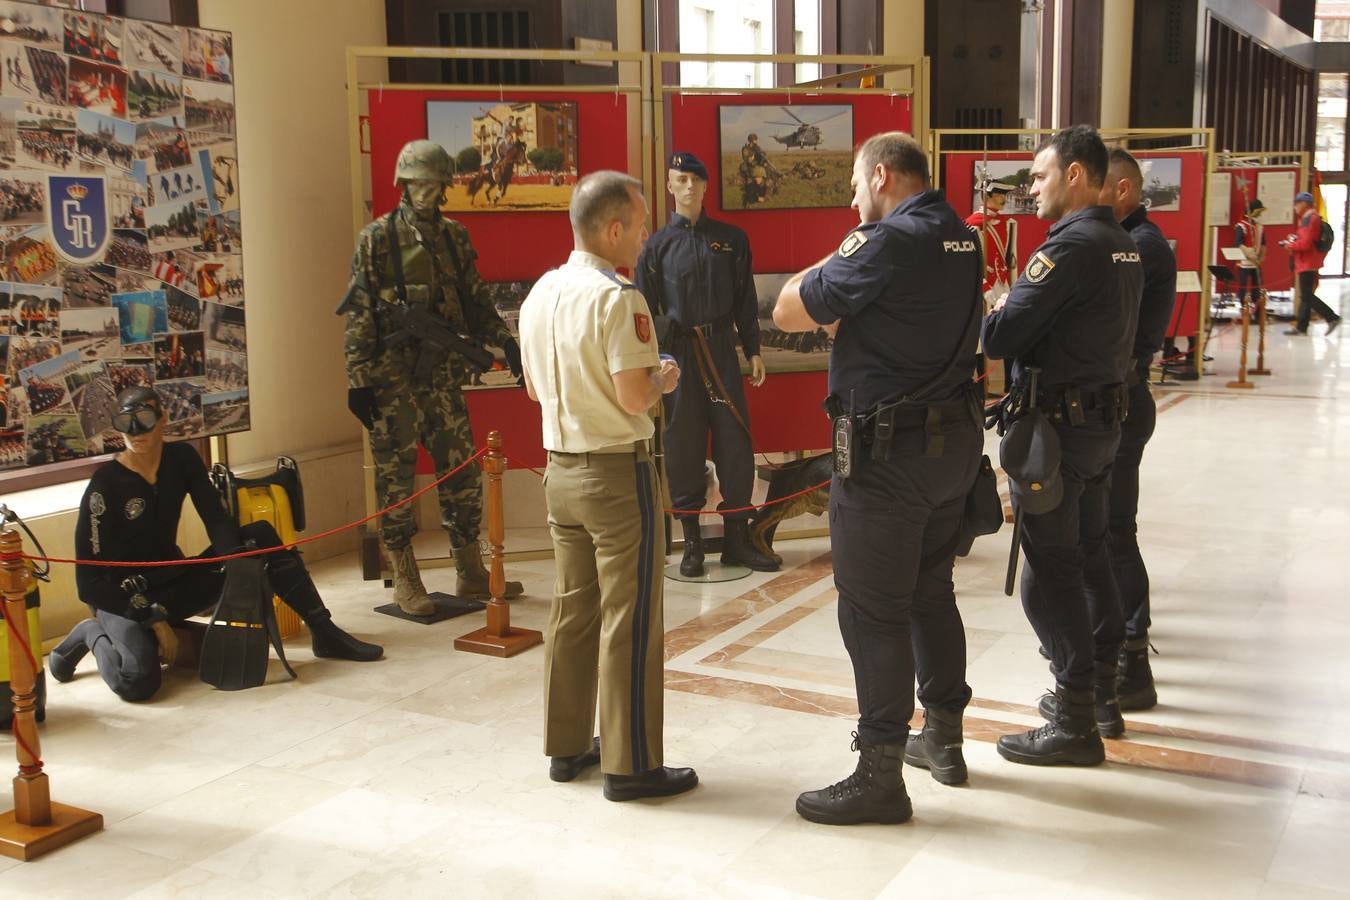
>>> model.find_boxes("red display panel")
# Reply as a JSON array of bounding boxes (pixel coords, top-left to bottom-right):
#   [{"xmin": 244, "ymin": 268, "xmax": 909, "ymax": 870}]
[
  {"xmin": 366, "ymin": 89, "xmax": 631, "ymax": 281},
  {"xmin": 663, "ymin": 92, "xmax": 912, "ymax": 272},
  {"xmin": 1212, "ymin": 167, "xmax": 1300, "ymax": 295},
  {"xmin": 942, "ymin": 150, "xmax": 1209, "ymax": 337}
]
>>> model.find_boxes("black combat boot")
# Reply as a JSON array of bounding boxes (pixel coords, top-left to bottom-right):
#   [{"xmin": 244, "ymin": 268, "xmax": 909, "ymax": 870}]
[
  {"xmin": 999, "ymin": 686, "xmax": 1105, "ymax": 767},
  {"xmin": 904, "ymin": 706, "xmax": 968, "ymax": 785},
  {"xmin": 1037, "ymin": 662, "xmax": 1124, "ymax": 738},
  {"xmin": 796, "ymin": 733, "xmax": 912, "ymax": 825},
  {"xmin": 1117, "ymin": 637, "xmax": 1157, "ymax": 711},
  {"xmin": 679, "ymin": 517, "xmax": 705, "ymax": 577},
  {"xmin": 306, "ymin": 611, "xmax": 384, "ymax": 662},
  {"xmin": 720, "ymin": 519, "xmax": 779, "ymax": 572}
]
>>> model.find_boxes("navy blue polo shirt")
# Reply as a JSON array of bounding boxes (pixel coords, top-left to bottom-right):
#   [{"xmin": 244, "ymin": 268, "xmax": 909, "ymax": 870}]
[
  {"xmin": 799, "ymin": 189, "xmax": 983, "ymax": 410},
  {"xmin": 982, "ymin": 205, "xmax": 1142, "ymax": 390}
]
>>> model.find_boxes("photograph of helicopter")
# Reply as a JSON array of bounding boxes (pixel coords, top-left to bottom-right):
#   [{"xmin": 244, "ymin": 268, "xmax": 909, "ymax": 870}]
[{"xmin": 717, "ymin": 103, "xmax": 853, "ymax": 210}]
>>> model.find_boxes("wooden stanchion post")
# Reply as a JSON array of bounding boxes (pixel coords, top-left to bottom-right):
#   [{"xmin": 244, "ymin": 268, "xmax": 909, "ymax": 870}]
[
  {"xmin": 1226, "ymin": 296, "xmax": 1255, "ymax": 390},
  {"xmin": 1249, "ymin": 288, "xmax": 1272, "ymax": 376},
  {"xmin": 455, "ymin": 432, "xmax": 543, "ymax": 658},
  {"xmin": 0, "ymin": 528, "xmax": 102, "ymax": 861}
]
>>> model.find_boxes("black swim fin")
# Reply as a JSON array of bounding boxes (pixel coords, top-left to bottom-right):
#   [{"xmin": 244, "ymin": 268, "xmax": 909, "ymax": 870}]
[{"xmin": 200, "ymin": 557, "xmax": 296, "ymax": 690}]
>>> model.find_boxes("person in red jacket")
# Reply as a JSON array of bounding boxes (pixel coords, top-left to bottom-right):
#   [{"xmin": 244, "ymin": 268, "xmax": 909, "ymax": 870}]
[{"xmin": 1280, "ymin": 191, "xmax": 1342, "ymax": 335}]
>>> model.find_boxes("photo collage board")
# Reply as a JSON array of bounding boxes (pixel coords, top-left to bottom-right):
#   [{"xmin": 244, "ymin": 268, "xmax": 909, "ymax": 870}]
[{"xmin": 0, "ymin": 1, "xmax": 245, "ymax": 470}]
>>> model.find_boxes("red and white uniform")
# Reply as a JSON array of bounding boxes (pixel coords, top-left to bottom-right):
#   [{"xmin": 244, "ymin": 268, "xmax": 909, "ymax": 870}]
[{"xmin": 965, "ymin": 208, "xmax": 1013, "ymax": 298}]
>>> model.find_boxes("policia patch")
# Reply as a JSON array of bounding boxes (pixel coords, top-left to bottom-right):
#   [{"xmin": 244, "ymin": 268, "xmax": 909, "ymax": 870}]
[
  {"xmin": 838, "ymin": 230, "xmax": 869, "ymax": 257},
  {"xmin": 1026, "ymin": 251, "xmax": 1056, "ymax": 283}
]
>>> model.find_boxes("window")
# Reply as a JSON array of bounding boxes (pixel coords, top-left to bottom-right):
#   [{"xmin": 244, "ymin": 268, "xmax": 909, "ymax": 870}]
[
  {"xmin": 794, "ymin": 0, "xmax": 821, "ymax": 83},
  {"xmin": 679, "ymin": 0, "xmax": 775, "ymax": 88},
  {"xmin": 1316, "ymin": 73, "xmax": 1347, "ymax": 172}
]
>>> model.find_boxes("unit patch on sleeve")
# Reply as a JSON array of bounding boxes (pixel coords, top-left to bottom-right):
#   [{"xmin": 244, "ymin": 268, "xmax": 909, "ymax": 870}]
[
  {"xmin": 634, "ymin": 312, "xmax": 651, "ymax": 343},
  {"xmin": 1025, "ymin": 251, "xmax": 1056, "ymax": 284},
  {"xmin": 838, "ymin": 230, "xmax": 869, "ymax": 258}
]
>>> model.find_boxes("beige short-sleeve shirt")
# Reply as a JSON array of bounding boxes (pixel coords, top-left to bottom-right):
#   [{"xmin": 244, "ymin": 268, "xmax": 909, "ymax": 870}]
[{"xmin": 519, "ymin": 250, "xmax": 661, "ymax": 453}]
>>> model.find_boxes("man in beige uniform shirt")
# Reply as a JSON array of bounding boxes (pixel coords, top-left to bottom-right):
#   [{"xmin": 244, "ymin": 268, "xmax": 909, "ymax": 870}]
[{"xmin": 518, "ymin": 170, "xmax": 699, "ymax": 802}]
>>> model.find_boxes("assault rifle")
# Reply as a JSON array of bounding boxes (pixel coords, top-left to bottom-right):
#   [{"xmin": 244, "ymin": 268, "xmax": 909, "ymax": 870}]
[{"xmin": 336, "ymin": 274, "xmax": 496, "ymax": 377}]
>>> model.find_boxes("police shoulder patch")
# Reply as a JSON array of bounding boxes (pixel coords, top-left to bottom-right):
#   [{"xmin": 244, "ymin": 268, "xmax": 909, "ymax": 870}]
[
  {"xmin": 1025, "ymin": 251, "xmax": 1056, "ymax": 284},
  {"xmin": 838, "ymin": 230, "xmax": 869, "ymax": 258}
]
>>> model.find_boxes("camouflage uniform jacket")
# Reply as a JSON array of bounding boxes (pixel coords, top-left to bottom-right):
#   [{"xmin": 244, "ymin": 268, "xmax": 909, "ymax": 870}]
[{"xmin": 344, "ymin": 200, "xmax": 513, "ymax": 389}]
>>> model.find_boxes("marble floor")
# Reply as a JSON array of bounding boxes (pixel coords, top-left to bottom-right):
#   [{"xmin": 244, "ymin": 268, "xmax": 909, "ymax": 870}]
[{"xmin": 6, "ymin": 287, "xmax": 1350, "ymax": 898}]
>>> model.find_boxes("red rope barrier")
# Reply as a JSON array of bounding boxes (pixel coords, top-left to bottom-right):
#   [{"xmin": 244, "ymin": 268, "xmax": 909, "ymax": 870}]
[{"xmin": 22, "ymin": 447, "xmax": 490, "ymax": 569}]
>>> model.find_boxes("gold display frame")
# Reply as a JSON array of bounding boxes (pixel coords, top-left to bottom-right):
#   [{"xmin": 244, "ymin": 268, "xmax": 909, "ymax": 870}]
[{"xmin": 930, "ymin": 127, "xmax": 1218, "ymax": 381}]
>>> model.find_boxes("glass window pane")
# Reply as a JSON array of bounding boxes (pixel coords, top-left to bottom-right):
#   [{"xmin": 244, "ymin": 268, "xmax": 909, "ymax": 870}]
[
  {"xmin": 1322, "ymin": 183, "xmax": 1346, "ymax": 277},
  {"xmin": 1316, "ymin": 74, "xmax": 1347, "ymax": 171},
  {"xmin": 794, "ymin": 0, "xmax": 821, "ymax": 84},
  {"xmin": 679, "ymin": 0, "xmax": 775, "ymax": 88}
]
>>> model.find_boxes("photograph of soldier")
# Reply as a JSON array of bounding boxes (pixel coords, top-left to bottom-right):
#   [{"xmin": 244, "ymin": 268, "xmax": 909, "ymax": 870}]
[
  {"xmin": 165, "ymin": 284, "xmax": 200, "ymax": 330},
  {"xmin": 64, "ymin": 358, "xmax": 115, "ymax": 437},
  {"xmin": 751, "ymin": 272, "xmax": 832, "ymax": 372},
  {"xmin": 205, "ymin": 346, "xmax": 246, "ymax": 391},
  {"xmin": 0, "ymin": 174, "xmax": 44, "ymax": 224},
  {"xmin": 7, "ymin": 334, "xmax": 58, "ymax": 374},
  {"xmin": 201, "ymin": 299, "xmax": 244, "ymax": 351},
  {"xmin": 1139, "ymin": 157, "xmax": 1182, "ymax": 211},
  {"xmin": 0, "ymin": 3, "xmax": 62, "ymax": 51},
  {"xmin": 76, "ymin": 108, "xmax": 136, "ymax": 171},
  {"xmin": 60, "ymin": 306, "xmax": 120, "ymax": 359},
  {"xmin": 2, "ymin": 225, "xmax": 58, "ymax": 283},
  {"xmin": 109, "ymin": 228, "xmax": 153, "ymax": 271},
  {"xmin": 464, "ymin": 279, "xmax": 528, "ymax": 389},
  {"xmin": 195, "ymin": 209, "xmax": 239, "ymax": 253},
  {"xmin": 24, "ymin": 411, "xmax": 86, "ymax": 465},
  {"xmin": 202, "ymin": 386, "xmax": 248, "ymax": 432},
  {"xmin": 149, "ymin": 159, "xmax": 207, "ymax": 206},
  {"xmin": 183, "ymin": 78, "xmax": 234, "ymax": 134},
  {"xmin": 145, "ymin": 199, "xmax": 201, "ymax": 252},
  {"xmin": 124, "ymin": 20, "xmax": 181, "ymax": 74},
  {"xmin": 0, "ymin": 429, "xmax": 17, "ymax": 467},
  {"xmin": 718, "ymin": 104, "xmax": 853, "ymax": 210},
  {"xmin": 107, "ymin": 360, "xmax": 152, "ymax": 394},
  {"xmin": 344, "ymin": 139, "xmax": 525, "ymax": 614},
  {"xmin": 635, "ymin": 151, "xmax": 776, "ymax": 575},
  {"xmin": 64, "ymin": 11, "xmax": 123, "ymax": 65},
  {"xmin": 11, "ymin": 286, "xmax": 60, "ymax": 337},
  {"xmin": 111, "ymin": 288, "xmax": 167, "ymax": 344},
  {"xmin": 974, "ymin": 161, "xmax": 1037, "ymax": 216},
  {"xmin": 68, "ymin": 57, "xmax": 127, "ymax": 118},
  {"xmin": 17, "ymin": 125, "xmax": 75, "ymax": 171},
  {"xmin": 1, "ymin": 43, "xmax": 66, "ymax": 106},
  {"xmin": 19, "ymin": 347, "xmax": 78, "ymax": 415},
  {"xmin": 200, "ymin": 142, "xmax": 237, "ymax": 213},
  {"xmin": 135, "ymin": 116, "xmax": 191, "ymax": 169},
  {"xmin": 150, "ymin": 247, "xmax": 196, "ymax": 290},
  {"xmin": 62, "ymin": 262, "xmax": 117, "ymax": 308},
  {"xmin": 128, "ymin": 68, "xmax": 182, "ymax": 122},
  {"xmin": 426, "ymin": 99, "xmax": 579, "ymax": 211},
  {"xmin": 182, "ymin": 29, "xmax": 231, "ymax": 84},
  {"xmin": 198, "ymin": 254, "xmax": 242, "ymax": 303},
  {"xmin": 155, "ymin": 376, "xmax": 203, "ymax": 436},
  {"xmin": 153, "ymin": 329, "xmax": 204, "ymax": 380}
]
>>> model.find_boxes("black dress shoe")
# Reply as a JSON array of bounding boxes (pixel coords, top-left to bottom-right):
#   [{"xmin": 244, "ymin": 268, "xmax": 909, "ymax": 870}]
[
  {"xmin": 549, "ymin": 737, "xmax": 601, "ymax": 783},
  {"xmin": 603, "ymin": 765, "xmax": 698, "ymax": 801}
]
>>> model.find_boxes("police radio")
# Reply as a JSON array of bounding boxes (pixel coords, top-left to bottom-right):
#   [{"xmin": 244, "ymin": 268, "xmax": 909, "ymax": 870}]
[{"xmin": 831, "ymin": 391, "xmax": 857, "ymax": 479}]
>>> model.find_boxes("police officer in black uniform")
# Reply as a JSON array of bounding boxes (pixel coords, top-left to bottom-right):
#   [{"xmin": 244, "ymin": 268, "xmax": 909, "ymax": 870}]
[
  {"xmin": 636, "ymin": 152, "xmax": 776, "ymax": 575},
  {"xmin": 1095, "ymin": 148, "xmax": 1175, "ymax": 711},
  {"xmin": 774, "ymin": 131, "xmax": 983, "ymax": 825},
  {"xmin": 983, "ymin": 126, "xmax": 1141, "ymax": 766}
]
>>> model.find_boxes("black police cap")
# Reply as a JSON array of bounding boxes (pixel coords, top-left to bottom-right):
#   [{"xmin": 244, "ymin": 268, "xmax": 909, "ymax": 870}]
[
  {"xmin": 668, "ymin": 151, "xmax": 709, "ymax": 182},
  {"xmin": 999, "ymin": 409, "xmax": 1064, "ymax": 515}
]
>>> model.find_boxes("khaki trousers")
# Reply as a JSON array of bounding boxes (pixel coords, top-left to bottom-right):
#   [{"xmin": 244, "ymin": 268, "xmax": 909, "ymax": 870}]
[{"xmin": 543, "ymin": 444, "xmax": 665, "ymax": 775}]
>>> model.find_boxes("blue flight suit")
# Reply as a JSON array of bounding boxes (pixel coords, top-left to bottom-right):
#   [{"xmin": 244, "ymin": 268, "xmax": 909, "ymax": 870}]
[
  {"xmin": 982, "ymin": 205, "xmax": 1143, "ymax": 693},
  {"xmin": 799, "ymin": 189, "xmax": 984, "ymax": 746},
  {"xmin": 635, "ymin": 213, "xmax": 761, "ymax": 521},
  {"xmin": 1110, "ymin": 205, "xmax": 1176, "ymax": 641}
]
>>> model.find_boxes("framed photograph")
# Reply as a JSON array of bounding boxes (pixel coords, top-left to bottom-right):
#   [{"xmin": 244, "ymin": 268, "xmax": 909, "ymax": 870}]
[
  {"xmin": 973, "ymin": 160, "xmax": 1036, "ymax": 216},
  {"xmin": 463, "ymin": 279, "xmax": 530, "ymax": 390},
  {"xmin": 752, "ymin": 272, "xmax": 830, "ymax": 373},
  {"xmin": 1140, "ymin": 157, "xmax": 1182, "ymax": 212},
  {"xmin": 183, "ymin": 78, "xmax": 234, "ymax": 134},
  {"xmin": 718, "ymin": 104, "xmax": 853, "ymax": 211},
  {"xmin": 426, "ymin": 99, "xmax": 579, "ymax": 212}
]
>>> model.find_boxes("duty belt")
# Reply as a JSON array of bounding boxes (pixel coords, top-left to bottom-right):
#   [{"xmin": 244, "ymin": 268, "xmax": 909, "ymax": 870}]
[
  {"xmin": 826, "ymin": 383, "xmax": 980, "ymax": 461},
  {"xmin": 1038, "ymin": 384, "xmax": 1129, "ymax": 426}
]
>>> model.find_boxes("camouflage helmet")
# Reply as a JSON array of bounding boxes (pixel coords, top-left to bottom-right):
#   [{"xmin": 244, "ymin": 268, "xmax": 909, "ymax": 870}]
[{"xmin": 393, "ymin": 140, "xmax": 453, "ymax": 185}]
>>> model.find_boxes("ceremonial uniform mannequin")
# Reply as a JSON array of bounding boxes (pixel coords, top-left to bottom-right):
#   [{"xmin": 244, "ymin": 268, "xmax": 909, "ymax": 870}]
[{"xmin": 964, "ymin": 181, "xmax": 1017, "ymax": 300}]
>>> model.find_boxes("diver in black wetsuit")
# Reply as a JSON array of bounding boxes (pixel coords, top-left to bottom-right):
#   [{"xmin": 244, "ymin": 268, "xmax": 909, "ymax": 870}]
[{"xmin": 47, "ymin": 386, "xmax": 382, "ymax": 701}]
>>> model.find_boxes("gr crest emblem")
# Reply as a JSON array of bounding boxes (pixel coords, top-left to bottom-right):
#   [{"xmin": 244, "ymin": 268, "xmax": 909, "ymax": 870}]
[
  {"xmin": 1025, "ymin": 251, "xmax": 1056, "ymax": 284},
  {"xmin": 47, "ymin": 175, "xmax": 111, "ymax": 265}
]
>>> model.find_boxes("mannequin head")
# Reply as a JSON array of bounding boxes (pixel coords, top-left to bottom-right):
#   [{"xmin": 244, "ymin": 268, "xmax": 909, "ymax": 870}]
[
  {"xmin": 392, "ymin": 140, "xmax": 453, "ymax": 220},
  {"xmin": 403, "ymin": 179, "xmax": 445, "ymax": 218},
  {"xmin": 666, "ymin": 151, "xmax": 709, "ymax": 222},
  {"xmin": 112, "ymin": 385, "xmax": 165, "ymax": 456}
]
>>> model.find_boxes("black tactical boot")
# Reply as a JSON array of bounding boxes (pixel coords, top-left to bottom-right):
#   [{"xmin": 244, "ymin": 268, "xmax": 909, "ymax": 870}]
[
  {"xmin": 307, "ymin": 612, "xmax": 384, "ymax": 662},
  {"xmin": 1037, "ymin": 662, "xmax": 1124, "ymax": 739},
  {"xmin": 796, "ymin": 733, "xmax": 912, "ymax": 825},
  {"xmin": 678, "ymin": 517, "xmax": 704, "ymax": 577},
  {"xmin": 1117, "ymin": 637, "xmax": 1157, "ymax": 711},
  {"xmin": 999, "ymin": 687, "xmax": 1105, "ymax": 767},
  {"xmin": 904, "ymin": 706, "xmax": 968, "ymax": 785},
  {"xmin": 720, "ymin": 519, "xmax": 780, "ymax": 572}
]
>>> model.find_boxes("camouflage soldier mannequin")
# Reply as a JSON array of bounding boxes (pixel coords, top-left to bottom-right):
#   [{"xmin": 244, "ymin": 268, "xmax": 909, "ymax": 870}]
[{"xmin": 344, "ymin": 140, "xmax": 524, "ymax": 615}]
